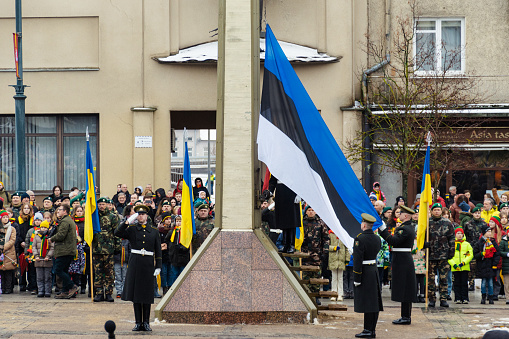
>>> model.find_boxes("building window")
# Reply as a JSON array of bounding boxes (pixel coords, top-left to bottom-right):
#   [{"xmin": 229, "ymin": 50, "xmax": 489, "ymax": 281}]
[
  {"xmin": 0, "ymin": 115, "xmax": 98, "ymax": 192},
  {"xmin": 414, "ymin": 18, "xmax": 465, "ymax": 74}
]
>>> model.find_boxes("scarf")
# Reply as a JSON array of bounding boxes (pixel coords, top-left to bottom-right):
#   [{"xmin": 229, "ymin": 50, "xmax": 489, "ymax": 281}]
[
  {"xmin": 455, "ymin": 239, "xmax": 464, "ymax": 252},
  {"xmin": 28, "ymin": 226, "xmax": 41, "ymax": 256},
  {"xmin": 38, "ymin": 232, "xmax": 50, "ymax": 258},
  {"xmin": 170, "ymin": 226, "xmax": 181, "ymax": 243},
  {"xmin": 483, "ymin": 238, "xmax": 496, "ymax": 259},
  {"xmin": 18, "ymin": 215, "xmax": 33, "ymax": 226},
  {"xmin": 74, "ymin": 216, "xmax": 84, "ymax": 223}
]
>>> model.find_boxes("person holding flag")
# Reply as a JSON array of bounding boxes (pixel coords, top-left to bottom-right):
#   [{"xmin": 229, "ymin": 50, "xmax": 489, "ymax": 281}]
[{"xmin": 115, "ymin": 205, "xmax": 162, "ymax": 332}]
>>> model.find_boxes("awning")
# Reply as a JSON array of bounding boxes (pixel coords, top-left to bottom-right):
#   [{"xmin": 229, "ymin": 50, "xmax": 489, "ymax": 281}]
[{"xmin": 157, "ymin": 39, "xmax": 340, "ymax": 64}]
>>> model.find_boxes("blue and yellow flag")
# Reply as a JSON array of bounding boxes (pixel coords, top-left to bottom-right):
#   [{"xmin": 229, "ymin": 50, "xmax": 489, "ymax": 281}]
[
  {"xmin": 84, "ymin": 131, "xmax": 101, "ymax": 247},
  {"xmin": 295, "ymin": 202, "xmax": 304, "ymax": 251},
  {"xmin": 417, "ymin": 137, "xmax": 432, "ymax": 249},
  {"xmin": 179, "ymin": 140, "xmax": 196, "ymax": 248}
]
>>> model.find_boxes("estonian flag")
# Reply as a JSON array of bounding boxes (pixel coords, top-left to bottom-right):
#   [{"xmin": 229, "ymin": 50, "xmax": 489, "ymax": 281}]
[
  {"xmin": 257, "ymin": 25, "xmax": 382, "ymax": 249},
  {"xmin": 417, "ymin": 134, "xmax": 432, "ymax": 249}
]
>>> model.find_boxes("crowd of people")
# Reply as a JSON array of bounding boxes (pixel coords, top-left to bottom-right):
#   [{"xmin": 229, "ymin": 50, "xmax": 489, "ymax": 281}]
[{"xmin": 0, "ymin": 178, "xmax": 215, "ymax": 308}]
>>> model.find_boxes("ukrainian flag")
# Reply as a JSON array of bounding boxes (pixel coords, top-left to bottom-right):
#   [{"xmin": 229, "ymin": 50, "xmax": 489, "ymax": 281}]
[
  {"xmin": 417, "ymin": 136, "xmax": 432, "ymax": 249},
  {"xmin": 180, "ymin": 140, "xmax": 196, "ymax": 248},
  {"xmin": 84, "ymin": 131, "xmax": 101, "ymax": 247},
  {"xmin": 295, "ymin": 202, "xmax": 304, "ymax": 251}
]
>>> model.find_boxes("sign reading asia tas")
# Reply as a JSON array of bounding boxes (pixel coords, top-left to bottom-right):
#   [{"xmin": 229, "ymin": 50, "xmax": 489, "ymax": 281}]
[{"xmin": 436, "ymin": 127, "xmax": 509, "ymax": 143}]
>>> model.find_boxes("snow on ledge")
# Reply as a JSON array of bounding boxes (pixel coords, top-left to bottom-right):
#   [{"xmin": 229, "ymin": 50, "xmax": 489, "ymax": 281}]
[{"xmin": 157, "ymin": 39, "xmax": 339, "ymax": 64}]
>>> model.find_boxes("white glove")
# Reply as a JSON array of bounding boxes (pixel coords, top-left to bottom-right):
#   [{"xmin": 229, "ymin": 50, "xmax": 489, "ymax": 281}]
[
  {"xmin": 294, "ymin": 195, "xmax": 301, "ymax": 203},
  {"xmin": 378, "ymin": 222, "xmax": 386, "ymax": 232},
  {"xmin": 153, "ymin": 268, "xmax": 161, "ymax": 276},
  {"xmin": 507, "ymin": 253, "xmax": 509, "ymax": 258},
  {"xmin": 268, "ymin": 202, "xmax": 275, "ymax": 210},
  {"xmin": 354, "ymin": 282, "xmax": 361, "ymax": 287},
  {"xmin": 127, "ymin": 213, "xmax": 138, "ymax": 224}
]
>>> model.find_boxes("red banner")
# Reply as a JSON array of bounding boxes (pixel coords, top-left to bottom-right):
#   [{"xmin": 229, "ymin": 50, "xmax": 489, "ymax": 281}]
[{"xmin": 13, "ymin": 33, "xmax": 19, "ymax": 78}]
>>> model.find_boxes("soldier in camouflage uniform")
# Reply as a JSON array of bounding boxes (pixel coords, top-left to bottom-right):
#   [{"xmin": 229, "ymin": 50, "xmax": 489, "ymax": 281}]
[
  {"xmin": 425, "ymin": 203, "xmax": 455, "ymax": 307},
  {"xmin": 463, "ymin": 206, "xmax": 486, "ymax": 290},
  {"xmin": 92, "ymin": 197, "xmax": 121, "ymax": 302},
  {"xmin": 301, "ymin": 206, "xmax": 329, "ymax": 295},
  {"xmin": 191, "ymin": 204, "xmax": 215, "ymax": 255}
]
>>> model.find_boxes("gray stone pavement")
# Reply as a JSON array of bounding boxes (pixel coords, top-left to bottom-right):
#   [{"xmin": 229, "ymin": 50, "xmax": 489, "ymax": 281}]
[{"xmin": 0, "ymin": 283, "xmax": 507, "ymax": 338}]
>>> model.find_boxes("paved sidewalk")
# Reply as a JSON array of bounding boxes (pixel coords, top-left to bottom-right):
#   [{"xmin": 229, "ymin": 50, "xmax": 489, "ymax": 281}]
[{"xmin": 0, "ymin": 284, "xmax": 507, "ymax": 338}]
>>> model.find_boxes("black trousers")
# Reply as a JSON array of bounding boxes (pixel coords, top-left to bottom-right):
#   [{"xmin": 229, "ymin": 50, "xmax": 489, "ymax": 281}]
[
  {"xmin": 282, "ymin": 227, "xmax": 295, "ymax": 248},
  {"xmin": 364, "ymin": 312, "xmax": 379, "ymax": 331},
  {"xmin": 401, "ymin": 302, "xmax": 412, "ymax": 318},
  {"xmin": 0, "ymin": 270, "xmax": 15, "ymax": 293},
  {"xmin": 453, "ymin": 271, "xmax": 469, "ymax": 301},
  {"xmin": 416, "ymin": 274, "xmax": 425, "ymax": 295}
]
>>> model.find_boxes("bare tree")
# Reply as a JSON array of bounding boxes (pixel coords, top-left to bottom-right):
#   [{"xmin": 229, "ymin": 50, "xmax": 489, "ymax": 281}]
[{"xmin": 346, "ymin": 0, "xmax": 488, "ymax": 200}]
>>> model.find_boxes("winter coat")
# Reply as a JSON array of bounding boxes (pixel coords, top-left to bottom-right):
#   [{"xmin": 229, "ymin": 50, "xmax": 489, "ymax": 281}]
[
  {"xmin": 268, "ymin": 176, "xmax": 300, "ymax": 230},
  {"xmin": 459, "ymin": 212, "xmax": 472, "ymax": 228},
  {"xmin": 166, "ymin": 227, "xmax": 190, "ymax": 267},
  {"xmin": 15, "ymin": 216, "xmax": 33, "ymax": 255},
  {"xmin": 328, "ymin": 232, "xmax": 347, "ymax": 271},
  {"xmin": 192, "ymin": 178, "xmax": 210, "ymax": 200},
  {"xmin": 32, "ymin": 230, "xmax": 55, "ymax": 268},
  {"xmin": 301, "ymin": 215, "xmax": 330, "ymax": 266},
  {"xmin": 448, "ymin": 240, "xmax": 474, "ymax": 272},
  {"xmin": 473, "ymin": 236, "xmax": 500, "ymax": 278},
  {"xmin": 0, "ymin": 223, "xmax": 17, "ymax": 270},
  {"xmin": 450, "ymin": 203, "xmax": 463, "ymax": 225},
  {"xmin": 499, "ymin": 235, "xmax": 509, "ymax": 275},
  {"xmin": 50, "ymin": 215, "xmax": 78, "ymax": 258},
  {"xmin": 428, "ymin": 216, "xmax": 455, "ymax": 261},
  {"xmin": 481, "ymin": 209, "xmax": 500, "ymax": 224},
  {"xmin": 0, "ymin": 189, "xmax": 11, "ymax": 204}
]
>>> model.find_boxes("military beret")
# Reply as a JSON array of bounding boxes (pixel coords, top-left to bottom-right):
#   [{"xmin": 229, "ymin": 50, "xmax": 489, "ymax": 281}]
[
  {"xmin": 70, "ymin": 196, "xmax": 79, "ymax": 205},
  {"xmin": 11, "ymin": 192, "xmax": 21, "ymax": 197},
  {"xmin": 108, "ymin": 199, "xmax": 113, "ymax": 204},
  {"xmin": 97, "ymin": 197, "xmax": 108, "ymax": 204},
  {"xmin": 431, "ymin": 203, "xmax": 442, "ymax": 210},
  {"xmin": 382, "ymin": 206, "xmax": 392, "ymax": 214},
  {"xmin": 500, "ymin": 203, "xmax": 508, "ymax": 209},
  {"xmin": 43, "ymin": 196, "xmax": 53, "ymax": 202},
  {"xmin": 400, "ymin": 205, "xmax": 415, "ymax": 215},
  {"xmin": 414, "ymin": 208, "xmax": 419, "ymax": 213},
  {"xmin": 197, "ymin": 203, "xmax": 210, "ymax": 211},
  {"xmin": 361, "ymin": 213, "xmax": 376, "ymax": 224},
  {"xmin": 162, "ymin": 200, "xmax": 171, "ymax": 206},
  {"xmin": 476, "ymin": 203, "xmax": 484, "ymax": 208},
  {"xmin": 472, "ymin": 206, "xmax": 481, "ymax": 213},
  {"xmin": 134, "ymin": 205, "xmax": 150, "ymax": 214},
  {"xmin": 61, "ymin": 196, "xmax": 70, "ymax": 201}
]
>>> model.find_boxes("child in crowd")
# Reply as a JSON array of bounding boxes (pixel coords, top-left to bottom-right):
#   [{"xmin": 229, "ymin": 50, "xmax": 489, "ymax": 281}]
[
  {"xmin": 328, "ymin": 230, "xmax": 347, "ymax": 301},
  {"xmin": 448, "ymin": 227, "xmax": 473, "ymax": 304},
  {"xmin": 473, "ymin": 225, "xmax": 500, "ymax": 304},
  {"xmin": 166, "ymin": 216, "xmax": 190, "ymax": 287},
  {"xmin": 24, "ymin": 212, "xmax": 44, "ymax": 294},
  {"xmin": 193, "ymin": 190, "xmax": 210, "ymax": 209},
  {"xmin": 32, "ymin": 220, "xmax": 54, "ymax": 297},
  {"xmin": 343, "ymin": 253, "xmax": 354, "ymax": 299},
  {"xmin": 0, "ymin": 210, "xmax": 17, "ymax": 294}
]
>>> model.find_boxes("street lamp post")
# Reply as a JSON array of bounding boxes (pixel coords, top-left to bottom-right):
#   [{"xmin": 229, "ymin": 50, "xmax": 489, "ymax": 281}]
[{"xmin": 10, "ymin": 0, "xmax": 27, "ymax": 192}]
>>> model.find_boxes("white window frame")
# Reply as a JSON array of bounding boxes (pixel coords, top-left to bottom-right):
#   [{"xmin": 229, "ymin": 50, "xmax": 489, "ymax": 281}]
[{"xmin": 414, "ymin": 18, "xmax": 465, "ymax": 75}]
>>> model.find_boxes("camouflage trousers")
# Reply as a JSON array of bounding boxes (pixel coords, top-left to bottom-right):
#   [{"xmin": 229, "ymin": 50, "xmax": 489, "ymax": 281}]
[
  {"xmin": 428, "ymin": 260, "xmax": 450, "ymax": 301},
  {"xmin": 92, "ymin": 253, "xmax": 114, "ymax": 295},
  {"xmin": 302, "ymin": 267, "xmax": 321, "ymax": 294}
]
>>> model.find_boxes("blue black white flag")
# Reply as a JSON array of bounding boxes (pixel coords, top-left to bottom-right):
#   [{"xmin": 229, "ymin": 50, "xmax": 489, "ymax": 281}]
[{"xmin": 257, "ymin": 25, "xmax": 382, "ymax": 249}]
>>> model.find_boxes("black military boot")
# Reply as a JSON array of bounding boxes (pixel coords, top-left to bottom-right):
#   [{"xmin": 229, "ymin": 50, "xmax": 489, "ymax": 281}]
[
  {"xmin": 489, "ymin": 295, "xmax": 494, "ymax": 304},
  {"xmin": 132, "ymin": 303, "xmax": 143, "ymax": 331},
  {"xmin": 428, "ymin": 300, "xmax": 436, "ymax": 307},
  {"xmin": 481, "ymin": 293, "xmax": 486, "ymax": 304},
  {"xmin": 142, "ymin": 304, "xmax": 152, "ymax": 331},
  {"xmin": 93, "ymin": 292, "xmax": 104, "ymax": 302},
  {"xmin": 105, "ymin": 294, "xmax": 114, "ymax": 302},
  {"xmin": 439, "ymin": 299, "xmax": 449, "ymax": 308}
]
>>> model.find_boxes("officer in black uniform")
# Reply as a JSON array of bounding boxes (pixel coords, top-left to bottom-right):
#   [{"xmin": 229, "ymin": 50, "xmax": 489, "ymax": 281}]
[
  {"xmin": 115, "ymin": 205, "xmax": 162, "ymax": 332},
  {"xmin": 378, "ymin": 205, "xmax": 416, "ymax": 325},
  {"xmin": 353, "ymin": 213, "xmax": 383, "ymax": 338}
]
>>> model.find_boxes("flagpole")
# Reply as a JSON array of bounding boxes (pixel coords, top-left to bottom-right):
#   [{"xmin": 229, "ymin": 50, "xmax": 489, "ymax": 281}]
[{"xmin": 424, "ymin": 132, "xmax": 431, "ymax": 310}]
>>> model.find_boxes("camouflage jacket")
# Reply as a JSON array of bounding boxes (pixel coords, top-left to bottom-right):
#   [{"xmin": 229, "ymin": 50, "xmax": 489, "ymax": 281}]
[
  {"xmin": 301, "ymin": 215, "xmax": 329, "ymax": 266},
  {"xmin": 428, "ymin": 216, "xmax": 455, "ymax": 261},
  {"xmin": 191, "ymin": 216, "xmax": 215, "ymax": 253},
  {"xmin": 463, "ymin": 217, "xmax": 487, "ymax": 244},
  {"xmin": 92, "ymin": 209, "xmax": 121, "ymax": 255}
]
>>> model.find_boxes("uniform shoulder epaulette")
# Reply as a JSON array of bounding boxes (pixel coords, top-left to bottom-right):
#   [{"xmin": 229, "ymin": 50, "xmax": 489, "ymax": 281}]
[
  {"xmin": 356, "ymin": 232, "xmax": 362, "ymax": 238},
  {"xmin": 151, "ymin": 226, "xmax": 158, "ymax": 230}
]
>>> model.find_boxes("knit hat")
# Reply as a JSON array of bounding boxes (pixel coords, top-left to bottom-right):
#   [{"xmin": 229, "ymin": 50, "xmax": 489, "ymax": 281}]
[
  {"xmin": 431, "ymin": 203, "xmax": 442, "ymax": 210},
  {"xmin": 490, "ymin": 216, "xmax": 501, "ymax": 228},
  {"xmin": 472, "ymin": 206, "xmax": 481, "ymax": 213},
  {"xmin": 395, "ymin": 196, "xmax": 405, "ymax": 204},
  {"xmin": 21, "ymin": 192, "xmax": 30, "ymax": 201},
  {"xmin": 454, "ymin": 226, "xmax": 464, "ymax": 234},
  {"xmin": 373, "ymin": 182, "xmax": 380, "ymax": 188},
  {"xmin": 482, "ymin": 224, "xmax": 491, "ymax": 235},
  {"xmin": 161, "ymin": 212, "xmax": 172, "ymax": 222},
  {"xmin": 0, "ymin": 210, "xmax": 8, "ymax": 218},
  {"xmin": 40, "ymin": 220, "xmax": 50, "ymax": 229},
  {"xmin": 459, "ymin": 201, "xmax": 470, "ymax": 212},
  {"xmin": 369, "ymin": 193, "xmax": 377, "ymax": 201},
  {"xmin": 34, "ymin": 212, "xmax": 44, "ymax": 221},
  {"xmin": 382, "ymin": 206, "xmax": 393, "ymax": 214}
]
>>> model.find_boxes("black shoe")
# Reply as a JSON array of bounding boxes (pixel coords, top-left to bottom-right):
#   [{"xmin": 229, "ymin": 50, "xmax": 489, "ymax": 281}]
[
  {"xmin": 428, "ymin": 300, "xmax": 436, "ymax": 307},
  {"xmin": 440, "ymin": 300, "xmax": 449, "ymax": 308},
  {"xmin": 469, "ymin": 285, "xmax": 475, "ymax": 291},
  {"xmin": 418, "ymin": 296, "xmax": 425, "ymax": 303},
  {"xmin": 355, "ymin": 329, "xmax": 376, "ymax": 338},
  {"xmin": 392, "ymin": 317, "xmax": 411, "ymax": 325},
  {"xmin": 132, "ymin": 323, "xmax": 144, "ymax": 331},
  {"xmin": 316, "ymin": 297, "xmax": 321, "ymax": 306},
  {"xmin": 20, "ymin": 287, "xmax": 27, "ymax": 292},
  {"xmin": 446, "ymin": 295, "xmax": 452, "ymax": 301},
  {"xmin": 154, "ymin": 293, "xmax": 162, "ymax": 298},
  {"xmin": 80, "ymin": 287, "xmax": 86, "ymax": 294},
  {"xmin": 31, "ymin": 290, "xmax": 37, "ymax": 295},
  {"xmin": 492, "ymin": 296, "xmax": 499, "ymax": 301},
  {"xmin": 93, "ymin": 294, "xmax": 104, "ymax": 302},
  {"xmin": 286, "ymin": 245, "xmax": 295, "ymax": 254},
  {"xmin": 105, "ymin": 294, "xmax": 114, "ymax": 302},
  {"xmin": 37, "ymin": 294, "xmax": 44, "ymax": 298},
  {"xmin": 142, "ymin": 322, "xmax": 152, "ymax": 332},
  {"xmin": 44, "ymin": 294, "xmax": 51, "ymax": 298},
  {"xmin": 279, "ymin": 245, "xmax": 289, "ymax": 253}
]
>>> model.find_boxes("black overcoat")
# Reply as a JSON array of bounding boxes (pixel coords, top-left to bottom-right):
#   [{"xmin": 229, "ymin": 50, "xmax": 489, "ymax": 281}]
[
  {"xmin": 380, "ymin": 220, "xmax": 417, "ymax": 302},
  {"xmin": 353, "ymin": 229, "xmax": 383, "ymax": 313},
  {"xmin": 268, "ymin": 176, "xmax": 300, "ymax": 230},
  {"xmin": 115, "ymin": 220, "xmax": 162, "ymax": 304}
]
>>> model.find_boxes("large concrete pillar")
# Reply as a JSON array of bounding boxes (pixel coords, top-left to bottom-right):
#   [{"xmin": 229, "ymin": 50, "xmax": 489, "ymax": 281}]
[{"xmin": 156, "ymin": 0, "xmax": 316, "ymax": 324}]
